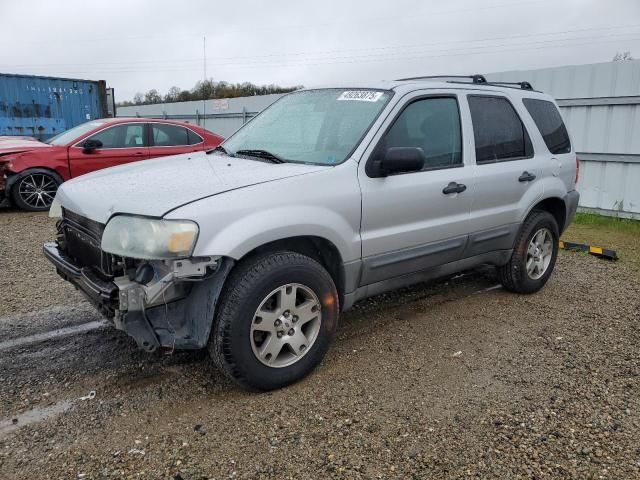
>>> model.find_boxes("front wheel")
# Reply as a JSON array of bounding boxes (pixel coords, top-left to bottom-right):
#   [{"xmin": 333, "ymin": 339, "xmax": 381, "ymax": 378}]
[
  {"xmin": 209, "ymin": 251, "xmax": 339, "ymax": 391},
  {"xmin": 11, "ymin": 169, "xmax": 62, "ymax": 211},
  {"xmin": 498, "ymin": 210, "xmax": 559, "ymax": 294}
]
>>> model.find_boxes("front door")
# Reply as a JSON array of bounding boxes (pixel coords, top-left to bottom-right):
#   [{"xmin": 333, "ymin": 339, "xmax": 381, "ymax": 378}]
[
  {"xmin": 68, "ymin": 122, "xmax": 149, "ymax": 177},
  {"xmin": 358, "ymin": 93, "xmax": 473, "ymax": 286}
]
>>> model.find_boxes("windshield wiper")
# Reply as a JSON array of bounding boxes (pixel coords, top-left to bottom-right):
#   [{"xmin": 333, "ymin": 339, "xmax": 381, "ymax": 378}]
[
  {"xmin": 235, "ymin": 149, "xmax": 286, "ymax": 164},
  {"xmin": 208, "ymin": 145, "xmax": 232, "ymax": 156}
]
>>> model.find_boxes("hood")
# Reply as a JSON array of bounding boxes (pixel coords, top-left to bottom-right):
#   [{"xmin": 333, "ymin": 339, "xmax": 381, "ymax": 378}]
[
  {"xmin": 0, "ymin": 136, "xmax": 52, "ymax": 156},
  {"xmin": 56, "ymin": 152, "xmax": 327, "ymax": 224}
]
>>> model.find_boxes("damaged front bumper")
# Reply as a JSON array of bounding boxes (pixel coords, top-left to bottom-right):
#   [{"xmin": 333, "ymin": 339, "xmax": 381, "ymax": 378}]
[{"xmin": 43, "ymin": 242, "xmax": 233, "ymax": 352}]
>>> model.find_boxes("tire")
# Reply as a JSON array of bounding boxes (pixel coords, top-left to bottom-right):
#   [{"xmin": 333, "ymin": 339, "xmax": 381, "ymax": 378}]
[
  {"xmin": 498, "ymin": 210, "xmax": 559, "ymax": 294},
  {"xmin": 209, "ymin": 251, "xmax": 339, "ymax": 391},
  {"xmin": 11, "ymin": 168, "xmax": 62, "ymax": 212}
]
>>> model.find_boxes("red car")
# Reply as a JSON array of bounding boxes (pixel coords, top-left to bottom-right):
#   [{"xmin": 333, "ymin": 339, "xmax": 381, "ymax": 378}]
[{"xmin": 0, "ymin": 118, "xmax": 224, "ymax": 211}]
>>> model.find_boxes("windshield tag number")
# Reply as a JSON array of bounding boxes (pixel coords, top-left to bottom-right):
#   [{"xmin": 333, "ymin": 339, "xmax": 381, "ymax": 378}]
[{"xmin": 337, "ymin": 91, "xmax": 383, "ymax": 102}]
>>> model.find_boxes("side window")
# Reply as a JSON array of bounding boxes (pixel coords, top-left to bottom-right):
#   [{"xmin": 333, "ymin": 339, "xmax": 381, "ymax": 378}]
[
  {"xmin": 187, "ymin": 129, "xmax": 203, "ymax": 145},
  {"xmin": 152, "ymin": 124, "xmax": 189, "ymax": 146},
  {"xmin": 468, "ymin": 96, "xmax": 533, "ymax": 164},
  {"xmin": 86, "ymin": 124, "xmax": 144, "ymax": 148},
  {"xmin": 523, "ymin": 98, "xmax": 571, "ymax": 154},
  {"xmin": 380, "ymin": 97, "xmax": 462, "ymax": 170}
]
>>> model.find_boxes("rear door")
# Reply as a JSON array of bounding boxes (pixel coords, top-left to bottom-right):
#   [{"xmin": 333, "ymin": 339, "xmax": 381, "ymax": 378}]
[
  {"xmin": 68, "ymin": 122, "xmax": 149, "ymax": 177},
  {"xmin": 148, "ymin": 123, "xmax": 202, "ymax": 159},
  {"xmin": 358, "ymin": 92, "xmax": 474, "ymax": 285},
  {"xmin": 522, "ymin": 98, "xmax": 575, "ymax": 190},
  {"xmin": 463, "ymin": 94, "xmax": 541, "ymax": 257}
]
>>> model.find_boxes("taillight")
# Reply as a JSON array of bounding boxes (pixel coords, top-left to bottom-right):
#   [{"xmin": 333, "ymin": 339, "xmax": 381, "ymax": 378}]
[{"xmin": 575, "ymin": 155, "xmax": 580, "ymax": 185}]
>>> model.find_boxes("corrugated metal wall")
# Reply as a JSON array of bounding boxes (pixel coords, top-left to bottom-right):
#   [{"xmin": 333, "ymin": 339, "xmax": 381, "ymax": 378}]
[
  {"xmin": 487, "ymin": 60, "xmax": 640, "ymax": 218},
  {"xmin": 117, "ymin": 94, "xmax": 283, "ymax": 138},
  {"xmin": 0, "ymin": 73, "xmax": 108, "ymax": 140},
  {"xmin": 118, "ymin": 60, "xmax": 640, "ymax": 218}
]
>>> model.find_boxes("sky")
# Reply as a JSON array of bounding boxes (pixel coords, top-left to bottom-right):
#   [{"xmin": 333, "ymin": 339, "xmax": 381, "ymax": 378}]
[{"xmin": 1, "ymin": 0, "xmax": 639, "ymax": 102}]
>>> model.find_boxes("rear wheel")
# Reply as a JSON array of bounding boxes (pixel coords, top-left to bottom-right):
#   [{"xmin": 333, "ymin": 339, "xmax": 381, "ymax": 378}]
[
  {"xmin": 498, "ymin": 210, "xmax": 559, "ymax": 294},
  {"xmin": 11, "ymin": 169, "xmax": 61, "ymax": 211},
  {"xmin": 209, "ymin": 251, "xmax": 339, "ymax": 391}
]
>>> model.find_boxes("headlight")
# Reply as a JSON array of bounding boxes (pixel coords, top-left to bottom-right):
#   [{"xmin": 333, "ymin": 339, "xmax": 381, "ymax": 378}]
[
  {"xmin": 49, "ymin": 197, "xmax": 62, "ymax": 218},
  {"xmin": 0, "ymin": 157, "xmax": 16, "ymax": 170},
  {"xmin": 101, "ymin": 216, "xmax": 199, "ymax": 259}
]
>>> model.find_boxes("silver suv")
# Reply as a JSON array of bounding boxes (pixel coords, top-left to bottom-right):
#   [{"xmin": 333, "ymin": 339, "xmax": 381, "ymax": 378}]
[{"xmin": 44, "ymin": 75, "xmax": 579, "ymax": 391}]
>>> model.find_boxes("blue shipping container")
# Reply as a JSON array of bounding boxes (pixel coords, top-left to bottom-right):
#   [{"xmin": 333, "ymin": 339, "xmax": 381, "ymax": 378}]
[{"xmin": 0, "ymin": 73, "xmax": 110, "ymax": 140}]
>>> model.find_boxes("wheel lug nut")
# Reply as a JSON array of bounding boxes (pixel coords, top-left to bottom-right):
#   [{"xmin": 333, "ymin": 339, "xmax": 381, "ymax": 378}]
[
  {"xmin": 277, "ymin": 331, "xmax": 283, "ymax": 338},
  {"xmin": 284, "ymin": 310, "xmax": 290, "ymax": 317},
  {"xmin": 274, "ymin": 319, "xmax": 281, "ymax": 327},
  {"xmin": 292, "ymin": 316, "xmax": 298, "ymax": 323},
  {"xmin": 288, "ymin": 328, "xmax": 295, "ymax": 336}
]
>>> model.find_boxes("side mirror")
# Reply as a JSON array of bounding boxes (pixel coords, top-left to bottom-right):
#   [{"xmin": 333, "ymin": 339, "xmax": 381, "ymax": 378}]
[
  {"xmin": 369, "ymin": 147, "xmax": 425, "ymax": 177},
  {"xmin": 82, "ymin": 139, "xmax": 103, "ymax": 153}
]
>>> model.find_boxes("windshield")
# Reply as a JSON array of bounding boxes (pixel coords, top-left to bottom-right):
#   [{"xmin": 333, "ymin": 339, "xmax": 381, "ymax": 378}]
[
  {"xmin": 46, "ymin": 120, "xmax": 107, "ymax": 146},
  {"xmin": 222, "ymin": 89, "xmax": 392, "ymax": 165}
]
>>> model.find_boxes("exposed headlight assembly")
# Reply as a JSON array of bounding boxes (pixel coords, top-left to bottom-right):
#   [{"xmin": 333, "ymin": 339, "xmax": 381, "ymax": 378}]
[{"xmin": 101, "ymin": 216, "xmax": 199, "ymax": 259}]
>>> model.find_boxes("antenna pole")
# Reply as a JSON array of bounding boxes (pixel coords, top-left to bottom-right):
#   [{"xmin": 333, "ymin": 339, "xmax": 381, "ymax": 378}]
[{"xmin": 202, "ymin": 35, "xmax": 206, "ymax": 126}]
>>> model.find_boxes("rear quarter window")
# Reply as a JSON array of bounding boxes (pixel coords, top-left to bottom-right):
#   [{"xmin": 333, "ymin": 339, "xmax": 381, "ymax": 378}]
[
  {"xmin": 523, "ymin": 98, "xmax": 571, "ymax": 154},
  {"xmin": 468, "ymin": 95, "xmax": 533, "ymax": 164},
  {"xmin": 187, "ymin": 129, "xmax": 203, "ymax": 145}
]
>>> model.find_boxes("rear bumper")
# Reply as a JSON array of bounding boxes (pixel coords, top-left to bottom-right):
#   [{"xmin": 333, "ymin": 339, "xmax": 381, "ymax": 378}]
[
  {"xmin": 43, "ymin": 242, "xmax": 118, "ymax": 316},
  {"xmin": 563, "ymin": 190, "xmax": 580, "ymax": 232}
]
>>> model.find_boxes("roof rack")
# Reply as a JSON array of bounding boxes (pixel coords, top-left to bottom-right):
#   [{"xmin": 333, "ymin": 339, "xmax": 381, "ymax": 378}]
[
  {"xmin": 395, "ymin": 74, "xmax": 488, "ymax": 84},
  {"xmin": 483, "ymin": 81, "xmax": 534, "ymax": 91},
  {"xmin": 394, "ymin": 74, "xmax": 535, "ymax": 91}
]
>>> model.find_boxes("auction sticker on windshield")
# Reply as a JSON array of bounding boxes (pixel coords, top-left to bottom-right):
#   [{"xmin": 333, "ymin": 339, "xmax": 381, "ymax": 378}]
[{"xmin": 337, "ymin": 91, "xmax": 384, "ymax": 102}]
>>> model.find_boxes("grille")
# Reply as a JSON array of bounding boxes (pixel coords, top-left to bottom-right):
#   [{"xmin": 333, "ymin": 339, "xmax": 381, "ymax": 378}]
[{"xmin": 60, "ymin": 208, "xmax": 115, "ymax": 276}]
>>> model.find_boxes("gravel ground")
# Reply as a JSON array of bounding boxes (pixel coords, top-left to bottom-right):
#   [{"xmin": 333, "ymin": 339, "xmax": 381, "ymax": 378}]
[
  {"xmin": 0, "ymin": 210, "xmax": 638, "ymax": 479},
  {"xmin": 0, "ymin": 208, "xmax": 83, "ymax": 317}
]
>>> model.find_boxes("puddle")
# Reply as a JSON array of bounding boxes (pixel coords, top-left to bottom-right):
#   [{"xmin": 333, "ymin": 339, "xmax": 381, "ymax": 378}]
[
  {"xmin": 0, "ymin": 400, "xmax": 73, "ymax": 437},
  {"xmin": 0, "ymin": 321, "xmax": 105, "ymax": 351}
]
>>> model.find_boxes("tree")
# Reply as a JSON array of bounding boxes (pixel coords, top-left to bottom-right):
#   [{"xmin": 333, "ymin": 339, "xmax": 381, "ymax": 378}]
[
  {"xmin": 613, "ymin": 51, "xmax": 634, "ymax": 61},
  {"xmin": 144, "ymin": 89, "xmax": 162, "ymax": 104},
  {"xmin": 122, "ymin": 80, "xmax": 302, "ymax": 105},
  {"xmin": 177, "ymin": 90, "xmax": 193, "ymax": 102},
  {"xmin": 192, "ymin": 79, "xmax": 216, "ymax": 100},
  {"xmin": 133, "ymin": 92, "xmax": 144, "ymax": 105},
  {"xmin": 164, "ymin": 86, "xmax": 182, "ymax": 102}
]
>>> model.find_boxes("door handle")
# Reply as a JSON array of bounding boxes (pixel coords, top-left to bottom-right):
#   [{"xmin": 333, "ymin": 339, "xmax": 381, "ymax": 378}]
[
  {"xmin": 442, "ymin": 182, "xmax": 467, "ymax": 194},
  {"xmin": 519, "ymin": 171, "xmax": 536, "ymax": 182},
  {"xmin": 134, "ymin": 151, "xmax": 144, "ymax": 155}
]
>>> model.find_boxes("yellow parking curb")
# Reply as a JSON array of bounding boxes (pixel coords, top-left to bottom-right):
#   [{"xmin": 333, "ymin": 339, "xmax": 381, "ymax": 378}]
[{"xmin": 559, "ymin": 241, "xmax": 618, "ymax": 260}]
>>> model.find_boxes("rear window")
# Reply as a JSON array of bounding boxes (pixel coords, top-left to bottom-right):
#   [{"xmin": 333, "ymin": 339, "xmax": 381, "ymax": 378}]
[
  {"xmin": 187, "ymin": 129, "xmax": 203, "ymax": 145},
  {"xmin": 152, "ymin": 124, "xmax": 189, "ymax": 146},
  {"xmin": 468, "ymin": 95, "xmax": 533, "ymax": 164},
  {"xmin": 523, "ymin": 98, "xmax": 571, "ymax": 154}
]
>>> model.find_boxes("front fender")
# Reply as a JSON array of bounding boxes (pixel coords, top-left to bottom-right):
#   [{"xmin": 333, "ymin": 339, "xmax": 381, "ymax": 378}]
[
  {"xmin": 195, "ymin": 204, "xmax": 359, "ymax": 261},
  {"xmin": 164, "ymin": 162, "xmax": 362, "ymax": 263}
]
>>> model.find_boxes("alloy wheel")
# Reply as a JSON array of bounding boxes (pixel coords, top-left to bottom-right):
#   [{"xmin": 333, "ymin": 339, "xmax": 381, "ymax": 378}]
[
  {"xmin": 526, "ymin": 227, "xmax": 554, "ymax": 280},
  {"xmin": 250, "ymin": 283, "xmax": 322, "ymax": 368},
  {"xmin": 17, "ymin": 174, "xmax": 58, "ymax": 209}
]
